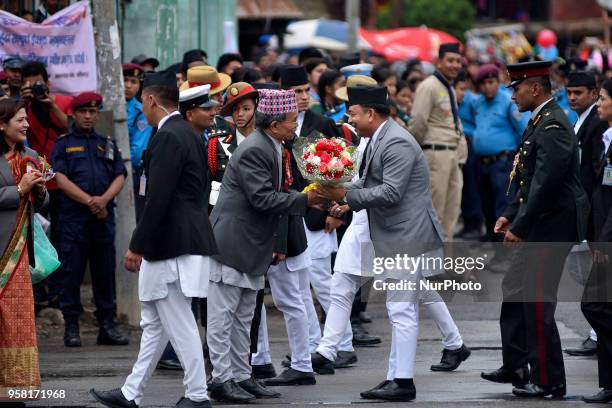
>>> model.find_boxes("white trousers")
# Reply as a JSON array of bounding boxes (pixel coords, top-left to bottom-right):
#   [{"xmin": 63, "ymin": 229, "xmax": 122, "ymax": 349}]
[
  {"xmin": 267, "ymin": 261, "xmax": 313, "ymax": 372},
  {"xmin": 251, "ymin": 304, "xmax": 272, "ymax": 365},
  {"xmin": 419, "ymin": 290, "xmax": 463, "ymax": 350},
  {"xmin": 307, "ymin": 256, "xmax": 354, "ymax": 352},
  {"xmin": 316, "ymin": 272, "xmax": 419, "ymax": 379},
  {"xmin": 122, "ymin": 282, "xmax": 208, "ymax": 405},
  {"xmin": 207, "ymin": 281, "xmax": 257, "ymax": 383}
]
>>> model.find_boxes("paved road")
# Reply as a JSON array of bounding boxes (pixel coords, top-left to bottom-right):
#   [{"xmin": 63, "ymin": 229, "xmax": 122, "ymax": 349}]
[{"xmin": 23, "ymin": 296, "xmax": 600, "ymax": 407}]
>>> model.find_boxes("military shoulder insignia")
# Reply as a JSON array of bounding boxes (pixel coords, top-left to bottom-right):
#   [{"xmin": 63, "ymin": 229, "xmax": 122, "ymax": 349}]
[
  {"xmin": 57, "ymin": 133, "xmax": 68, "ymax": 139},
  {"xmin": 533, "ymin": 115, "xmax": 542, "ymax": 126},
  {"xmin": 544, "ymin": 111, "xmax": 551, "ymax": 116},
  {"xmin": 545, "ymin": 124, "xmax": 561, "ymax": 130}
]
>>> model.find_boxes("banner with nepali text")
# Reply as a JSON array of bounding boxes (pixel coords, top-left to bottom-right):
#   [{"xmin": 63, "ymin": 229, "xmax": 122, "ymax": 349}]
[{"xmin": 0, "ymin": 1, "xmax": 96, "ymax": 95}]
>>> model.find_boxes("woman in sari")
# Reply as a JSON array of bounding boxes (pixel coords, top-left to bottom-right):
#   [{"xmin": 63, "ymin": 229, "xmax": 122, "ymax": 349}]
[{"xmin": 0, "ymin": 98, "xmax": 48, "ymax": 404}]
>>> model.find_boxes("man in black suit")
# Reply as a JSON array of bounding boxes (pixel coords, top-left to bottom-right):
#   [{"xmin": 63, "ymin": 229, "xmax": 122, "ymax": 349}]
[
  {"xmin": 564, "ymin": 71, "xmax": 608, "ymax": 357},
  {"xmin": 91, "ymin": 71, "xmax": 217, "ymax": 408},
  {"xmin": 206, "ymin": 88, "xmax": 324, "ymax": 402},
  {"xmin": 581, "ymin": 79, "xmax": 612, "ymax": 404}
]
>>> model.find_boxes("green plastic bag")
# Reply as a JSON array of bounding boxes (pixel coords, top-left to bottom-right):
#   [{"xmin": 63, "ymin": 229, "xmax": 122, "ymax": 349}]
[{"xmin": 29, "ymin": 215, "xmax": 60, "ymax": 284}]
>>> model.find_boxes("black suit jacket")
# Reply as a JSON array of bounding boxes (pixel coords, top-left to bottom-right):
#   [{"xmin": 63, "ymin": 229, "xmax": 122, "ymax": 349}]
[
  {"xmin": 576, "ymin": 106, "xmax": 608, "ymax": 200},
  {"xmin": 591, "ymin": 144, "xmax": 612, "ymax": 242},
  {"xmin": 130, "ymin": 114, "xmax": 218, "ymax": 261}
]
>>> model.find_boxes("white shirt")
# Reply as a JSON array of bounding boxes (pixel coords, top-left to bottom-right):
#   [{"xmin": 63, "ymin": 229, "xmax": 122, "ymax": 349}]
[
  {"xmin": 370, "ymin": 120, "xmax": 389, "ymax": 146},
  {"xmin": 574, "ymin": 104, "xmax": 596, "ymax": 134},
  {"xmin": 603, "ymin": 127, "xmax": 612, "ymax": 156},
  {"xmin": 531, "ymin": 98, "xmax": 554, "ymax": 120},
  {"xmin": 158, "ymin": 110, "xmax": 181, "ymax": 130},
  {"xmin": 296, "ymin": 111, "xmax": 306, "ymax": 137},
  {"xmin": 139, "ymin": 255, "xmax": 213, "ymax": 301},
  {"xmin": 236, "ymin": 129, "xmax": 246, "ymax": 145}
]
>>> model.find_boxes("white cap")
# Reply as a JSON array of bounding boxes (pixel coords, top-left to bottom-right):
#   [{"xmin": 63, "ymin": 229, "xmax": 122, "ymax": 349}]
[
  {"xmin": 179, "ymin": 84, "xmax": 218, "ymax": 108},
  {"xmin": 340, "ymin": 63, "xmax": 374, "ymax": 78}
]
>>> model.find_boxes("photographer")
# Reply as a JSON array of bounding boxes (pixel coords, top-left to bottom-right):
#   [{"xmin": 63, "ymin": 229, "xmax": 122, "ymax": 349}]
[{"xmin": 21, "ymin": 61, "xmax": 71, "ymax": 161}]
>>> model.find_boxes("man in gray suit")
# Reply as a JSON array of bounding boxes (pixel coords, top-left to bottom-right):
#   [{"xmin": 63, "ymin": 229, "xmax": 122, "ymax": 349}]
[
  {"xmin": 313, "ymin": 86, "xmax": 445, "ymax": 401},
  {"xmin": 206, "ymin": 88, "xmax": 324, "ymax": 403}
]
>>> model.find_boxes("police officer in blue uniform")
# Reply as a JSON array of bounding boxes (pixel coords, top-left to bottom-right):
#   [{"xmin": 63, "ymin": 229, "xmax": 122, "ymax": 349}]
[
  {"xmin": 123, "ymin": 63, "xmax": 152, "ymax": 220},
  {"xmin": 52, "ymin": 92, "xmax": 129, "ymax": 347},
  {"xmin": 468, "ymin": 64, "xmax": 529, "ymax": 241},
  {"xmin": 456, "ymin": 70, "xmax": 483, "ymax": 239}
]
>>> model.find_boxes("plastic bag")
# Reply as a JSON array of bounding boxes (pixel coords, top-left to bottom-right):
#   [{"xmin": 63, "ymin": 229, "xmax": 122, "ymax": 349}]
[{"xmin": 29, "ymin": 215, "xmax": 60, "ymax": 284}]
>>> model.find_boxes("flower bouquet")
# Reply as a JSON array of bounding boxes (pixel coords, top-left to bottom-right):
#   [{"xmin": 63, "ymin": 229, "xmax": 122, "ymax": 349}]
[
  {"xmin": 23, "ymin": 155, "xmax": 55, "ymax": 181},
  {"xmin": 292, "ymin": 136, "xmax": 360, "ymax": 192}
]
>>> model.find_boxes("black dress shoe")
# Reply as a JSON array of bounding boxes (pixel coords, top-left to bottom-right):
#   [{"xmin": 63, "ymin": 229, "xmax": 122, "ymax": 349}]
[
  {"xmin": 90, "ymin": 388, "xmax": 138, "ymax": 408},
  {"xmin": 98, "ymin": 322, "xmax": 129, "ymax": 346},
  {"xmin": 238, "ymin": 377, "xmax": 281, "ymax": 398},
  {"xmin": 361, "ymin": 379, "xmax": 416, "ymax": 401},
  {"xmin": 360, "ymin": 380, "xmax": 392, "ymax": 399},
  {"xmin": 512, "ymin": 383, "xmax": 566, "ymax": 398},
  {"xmin": 311, "ymin": 352, "xmax": 335, "ymax": 374},
  {"xmin": 583, "ymin": 389, "xmax": 612, "ymax": 403},
  {"xmin": 208, "ymin": 379, "xmax": 255, "ymax": 403},
  {"xmin": 64, "ymin": 321, "xmax": 81, "ymax": 347},
  {"xmin": 333, "ymin": 351, "xmax": 357, "ymax": 368},
  {"xmin": 157, "ymin": 358, "xmax": 183, "ymax": 370},
  {"xmin": 359, "ymin": 311, "xmax": 372, "ymax": 323},
  {"xmin": 175, "ymin": 397, "xmax": 211, "ymax": 407},
  {"xmin": 481, "ymin": 366, "xmax": 529, "ymax": 387},
  {"xmin": 263, "ymin": 368, "xmax": 316, "ymax": 386},
  {"xmin": 252, "ymin": 363, "xmax": 277, "ymax": 379},
  {"xmin": 430, "ymin": 344, "xmax": 471, "ymax": 371},
  {"xmin": 352, "ymin": 324, "xmax": 381, "ymax": 347},
  {"xmin": 564, "ymin": 337, "xmax": 597, "ymax": 356}
]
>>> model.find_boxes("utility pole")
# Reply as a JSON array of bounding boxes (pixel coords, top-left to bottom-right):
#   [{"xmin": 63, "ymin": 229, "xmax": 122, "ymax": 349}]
[
  {"xmin": 345, "ymin": 0, "xmax": 360, "ymax": 53},
  {"xmin": 91, "ymin": 1, "xmax": 139, "ymax": 325}
]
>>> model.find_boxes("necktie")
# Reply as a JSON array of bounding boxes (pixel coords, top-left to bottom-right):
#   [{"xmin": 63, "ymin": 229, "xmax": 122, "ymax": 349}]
[{"xmin": 359, "ymin": 139, "xmax": 372, "ymax": 178}]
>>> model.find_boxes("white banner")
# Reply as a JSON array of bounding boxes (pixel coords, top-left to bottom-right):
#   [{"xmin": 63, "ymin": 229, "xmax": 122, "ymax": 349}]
[{"xmin": 0, "ymin": 1, "xmax": 96, "ymax": 96}]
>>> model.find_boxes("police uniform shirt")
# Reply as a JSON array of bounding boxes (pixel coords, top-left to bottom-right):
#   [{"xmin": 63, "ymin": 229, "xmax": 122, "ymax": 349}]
[
  {"xmin": 469, "ymin": 88, "xmax": 529, "ymax": 156},
  {"xmin": 52, "ymin": 127, "xmax": 127, "ymax": 215},
  {"xmin": 126, "ymin": 97, "xmax": 153, "ymax": 169}
]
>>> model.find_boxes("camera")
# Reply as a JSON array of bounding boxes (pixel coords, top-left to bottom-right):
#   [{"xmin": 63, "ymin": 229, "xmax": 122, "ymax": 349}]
[{"xmin": 31, "ymin": 82, "xmax": 49, "ymax": 99}]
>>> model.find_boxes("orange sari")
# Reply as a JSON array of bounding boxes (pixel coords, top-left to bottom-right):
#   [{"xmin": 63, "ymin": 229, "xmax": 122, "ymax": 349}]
[{"xmin": 0, "ymin": 152, "xmax": 41, "ymax": 400}]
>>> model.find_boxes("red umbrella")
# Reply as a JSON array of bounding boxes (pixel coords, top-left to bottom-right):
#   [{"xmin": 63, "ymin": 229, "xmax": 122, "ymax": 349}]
[{"xmin": 359, "ymin": 27, "xmax": 460, "ymax": 62}]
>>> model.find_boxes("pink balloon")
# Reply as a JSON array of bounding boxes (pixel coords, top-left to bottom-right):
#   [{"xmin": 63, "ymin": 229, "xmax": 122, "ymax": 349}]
[{"xmin": 537, "ymin": 29, "xmax": 557, "ymax": 48}]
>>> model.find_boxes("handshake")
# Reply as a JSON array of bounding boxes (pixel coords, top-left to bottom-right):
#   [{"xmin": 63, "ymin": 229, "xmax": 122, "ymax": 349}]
[{"xmin": 305, "ymin": 184, "xmax": 348, "ymax": 210}]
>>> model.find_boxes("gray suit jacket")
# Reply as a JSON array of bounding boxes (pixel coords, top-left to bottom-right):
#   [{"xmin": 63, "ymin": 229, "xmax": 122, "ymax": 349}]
[
  {"xmin": 346, "ymin": 120, "xmax": 443, "ymax": 258},
  {"xmin": 210, "ymin": 129, "xmax": 308, "ymax": 277},
  {"xmin": 0, "ymin": 147, "xmax": 49, "ymax": 259}
]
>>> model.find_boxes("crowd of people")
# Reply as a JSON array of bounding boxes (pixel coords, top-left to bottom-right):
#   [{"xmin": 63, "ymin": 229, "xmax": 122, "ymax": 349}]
[{"xmin": 1, "ymin": 28, "xmax": 612, "ymax": 408}]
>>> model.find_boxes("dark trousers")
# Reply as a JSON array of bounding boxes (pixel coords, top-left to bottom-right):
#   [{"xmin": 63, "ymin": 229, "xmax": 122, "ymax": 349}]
[
  {"xmin": 57, "ymin": 221, "xmax": 117, "ymax": 323},
  {"xmin": 460, "ymin": 138, "xmax": 483, "ymax": 230},
  {"xmin": 582, "ymin": 254, "xmax": 612, "ymax": 389},
  {"xmin": 478, "ymin": 155, "xmax": 514, "ymax": 238},
  {"xmin": 500, "ymin": 244, "xmax": 572, "ymax": 387}
]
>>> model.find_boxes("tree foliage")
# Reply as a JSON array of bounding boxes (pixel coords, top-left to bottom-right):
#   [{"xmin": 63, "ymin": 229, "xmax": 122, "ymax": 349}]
[{"xmin": 377, "ymin": 0, "xmax": 475, "ymax": 41}]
